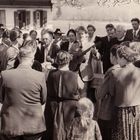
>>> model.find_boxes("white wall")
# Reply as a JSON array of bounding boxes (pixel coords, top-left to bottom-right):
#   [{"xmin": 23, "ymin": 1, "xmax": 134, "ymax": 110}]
[
  {"xmin": 0, "ymin": 7, "xmax": 53, "ymax": 29},
  {"xmin": 5, "ymin": 8, "xmax": 15, "ymax": 29}
]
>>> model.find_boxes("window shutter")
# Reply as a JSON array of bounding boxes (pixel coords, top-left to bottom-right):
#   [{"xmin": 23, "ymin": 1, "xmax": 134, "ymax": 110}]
[
  {"xmin": 42, "ymin": 10, "xmax": 47, "ymax": 27},
  {"xmin": 0, "ymin": 10, "xmax": 6, "ymax": 25},
  {"xmin": 26, "ymin": 11, "xmax": 30, "ymax": 27},
  {"xmin": 14, "ymin": 11, "xmax": 19, "ymax": 27},
  {"xmin": 33, "ymin": 11, "xmax": 37, "ymax": 27}
]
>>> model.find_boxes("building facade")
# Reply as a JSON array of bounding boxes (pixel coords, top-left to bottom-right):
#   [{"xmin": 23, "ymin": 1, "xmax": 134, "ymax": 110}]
[{"xmin": 0, "ymin": 0, "xmax": 52, "ymax": 29}]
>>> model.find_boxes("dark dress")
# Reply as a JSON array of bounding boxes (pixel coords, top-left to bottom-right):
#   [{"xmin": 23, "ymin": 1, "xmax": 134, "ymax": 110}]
[{"xmin": 44, "ymin": 69, "xmax": 80, "ymax": 140}]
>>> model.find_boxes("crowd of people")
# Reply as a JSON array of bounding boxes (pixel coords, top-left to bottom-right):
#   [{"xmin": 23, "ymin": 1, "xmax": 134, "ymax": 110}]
[{"xmin": 0, "ymin": 17, "xmax": 140, "ymax": 140}]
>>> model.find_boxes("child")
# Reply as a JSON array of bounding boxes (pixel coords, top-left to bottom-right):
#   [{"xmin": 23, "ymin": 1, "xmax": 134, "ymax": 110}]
[{"xmin": 67, "ymin": 97, "xmax": 102, "ymax": 140}]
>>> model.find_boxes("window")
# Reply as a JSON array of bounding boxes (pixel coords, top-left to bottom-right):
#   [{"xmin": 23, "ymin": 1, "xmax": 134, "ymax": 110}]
[
  {"xmin": 14, "ymin": 10, "xmax": 30, "ymax": 29},
  {"xmin": 0, "ymin": 10, "xmax": 6, "ymax": 26},
  {"xmin": 33, "ymin": 10, "xmax": 47, "ymax": 28}
]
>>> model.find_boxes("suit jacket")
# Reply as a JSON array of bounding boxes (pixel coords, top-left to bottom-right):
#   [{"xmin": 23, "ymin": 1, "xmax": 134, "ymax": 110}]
[
  {"xmin": 34, "ymin": 43, "xmax": 45, "ymax": 63},
  {"xmin": 95, "ymin": 36, "xmax": 118, "ymax": 73},
  {"xmin": 125, "ymin": 29, "xmax": 140, "ymax": 42},
  {"xmin": 60, "ymin": 41, "xmax": 69, "ymax": 52},
  {"xmin": 0, "ymin": 65, "xmax": 47, "ymax": 136}
]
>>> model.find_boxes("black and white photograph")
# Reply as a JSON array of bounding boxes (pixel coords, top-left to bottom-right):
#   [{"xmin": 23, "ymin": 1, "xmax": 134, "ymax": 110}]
[{"xmin": 0, "ymin": 0, "xmax": 140, "ymax": 140}]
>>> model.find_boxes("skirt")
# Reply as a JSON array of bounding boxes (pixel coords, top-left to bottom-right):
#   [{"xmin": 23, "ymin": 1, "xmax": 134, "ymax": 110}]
[{"xmin": 112, "ymin": 105, "xmax": 140, "ymax": 140}]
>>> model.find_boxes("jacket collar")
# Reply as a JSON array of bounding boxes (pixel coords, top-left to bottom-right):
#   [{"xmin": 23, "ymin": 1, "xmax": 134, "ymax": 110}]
[{"xmin": 17, "ymin": 63, "xmax": 32, "ymax": 69}]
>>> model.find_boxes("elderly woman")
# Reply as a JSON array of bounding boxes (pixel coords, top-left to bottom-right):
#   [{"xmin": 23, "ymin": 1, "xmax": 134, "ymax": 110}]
[
  {"xmin": 44, "ymin": 50, "xmax": 84, "ymax": 140},
  {"xmin": 109, "ymin": 45, "xmax": 140, "ymax": 140}
]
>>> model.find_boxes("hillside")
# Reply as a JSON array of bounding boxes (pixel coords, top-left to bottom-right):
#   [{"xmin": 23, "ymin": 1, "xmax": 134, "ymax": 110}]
[{"xmin": 52, "ymin": 2, "xmax": 140, "ymax": 22}]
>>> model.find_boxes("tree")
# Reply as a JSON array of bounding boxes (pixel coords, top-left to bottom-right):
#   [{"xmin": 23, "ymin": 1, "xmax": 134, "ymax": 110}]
[
  {"xmin": 52, "ymin": 0, "xmax": 83, "ymax": 8},
  {"xmin": 52, "ymin": 0, "xmax": 83, "ymax": 18}
]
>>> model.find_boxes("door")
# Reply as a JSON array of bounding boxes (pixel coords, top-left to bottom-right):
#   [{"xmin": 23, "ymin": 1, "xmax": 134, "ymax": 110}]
[
  {"xmin": 14, "ymin": 10, "xmax": 30, "ymax": 29},
  {"xmin": 18, "ymin": 10, "xmax": 26, "ymax": 29}
]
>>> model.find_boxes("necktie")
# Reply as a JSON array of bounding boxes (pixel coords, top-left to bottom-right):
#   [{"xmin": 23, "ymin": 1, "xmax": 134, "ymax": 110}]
[{"xmin": 133, "ymin": 30, "xmax": 137, "ymax": 40}]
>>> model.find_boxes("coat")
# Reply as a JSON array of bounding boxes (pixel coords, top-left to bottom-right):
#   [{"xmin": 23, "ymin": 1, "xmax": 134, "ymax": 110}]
[
  {"xmin": 0, "ymin": 65, "xmax": 47, "ymax": 136},
  {"xmin": 95, "ymin": 36, "xmax": 118, "ymax": 73},
  {"xmin": 125, "ymin": 29, "xmax": 140, "ymax": 42}
]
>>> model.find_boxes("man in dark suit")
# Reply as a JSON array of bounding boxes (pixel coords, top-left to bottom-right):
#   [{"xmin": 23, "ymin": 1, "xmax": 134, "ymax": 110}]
[
  {"xmin": 0, "ymin": 42, "xmax": 47, "ymax": 140},
  {"xmin": 125, "ymin": 18, "xmax": 140, "ymax": 42},
  {"xmin": 35, "ymin": 30, "xmax": 54, "ymax": 63},
  {"xmin": 95, "ymin": 24, "xmax": 118, "ymax": 73}
]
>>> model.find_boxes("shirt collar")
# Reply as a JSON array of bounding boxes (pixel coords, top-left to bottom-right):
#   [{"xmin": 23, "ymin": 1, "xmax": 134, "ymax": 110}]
[
  {"xmin": 133, "ymin": 28, "xmax": 140, "ymax": 35},
  {"xmin": 59, "ymin": 65, "xmax": 69, "ymax": 71}
]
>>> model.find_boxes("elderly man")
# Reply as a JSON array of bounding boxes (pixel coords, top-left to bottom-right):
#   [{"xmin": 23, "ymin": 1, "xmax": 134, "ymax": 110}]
[
  {"xmin": 0, "ymin": 40, "xmax": 47, "ymax": 140},
  {"xmin": 115, "ymin": 25, "xmax": 129, "ymax": 44},
  {"xmin": 35, "ymin": 29, "xmax": 54, "ymax": 64}
]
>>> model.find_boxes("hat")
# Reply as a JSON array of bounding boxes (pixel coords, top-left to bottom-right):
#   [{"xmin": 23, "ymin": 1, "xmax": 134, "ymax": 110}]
[{"xmin": 54, "ymin": 28, "xmax": 64, "ymax": 35}]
